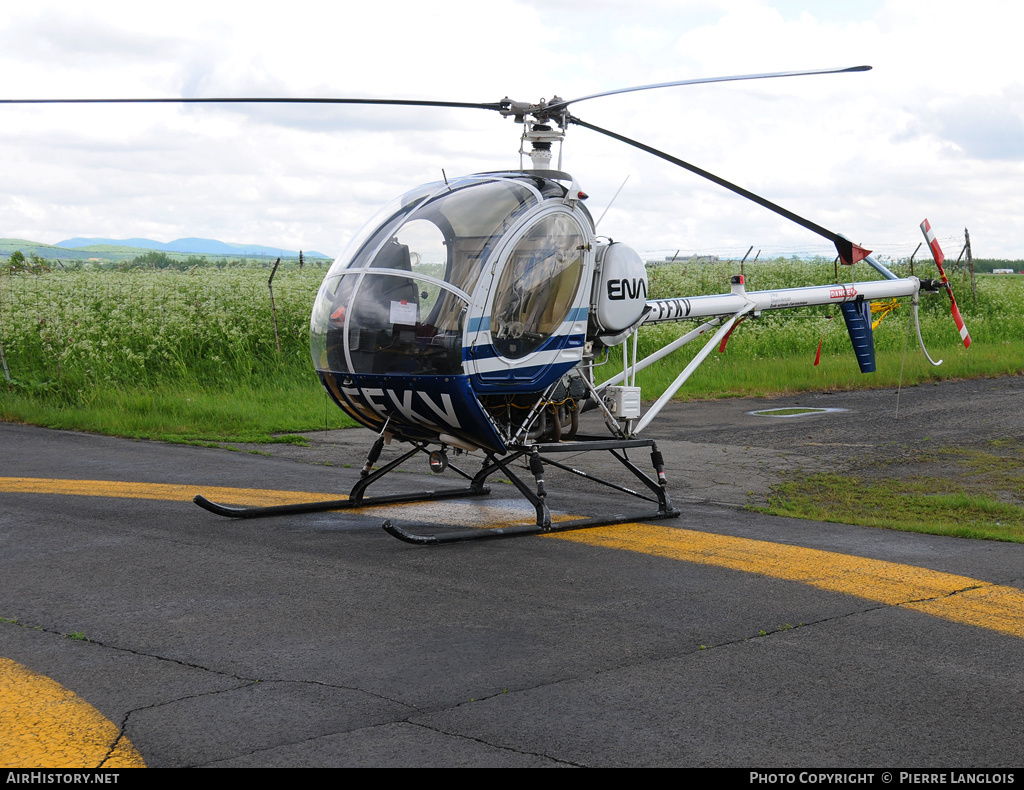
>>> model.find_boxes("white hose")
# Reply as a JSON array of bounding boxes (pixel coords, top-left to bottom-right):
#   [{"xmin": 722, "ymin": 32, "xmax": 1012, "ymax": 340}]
[{"xmin": 913, "ymin": 296, "xmax": 943, "ymax": 366}]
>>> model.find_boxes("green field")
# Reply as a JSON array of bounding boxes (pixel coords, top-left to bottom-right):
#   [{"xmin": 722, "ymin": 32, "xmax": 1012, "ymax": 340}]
[
  {"xmin": 2, "ymin": 256, "xmax": 1022, "ymax": 540},
  {"xmin": 0, "ymin": 263, "xmax": 350, "ymax": 443},
  {"xmin": 1, "ymin": 257, "xmax": 1021, "ymax": 443}
]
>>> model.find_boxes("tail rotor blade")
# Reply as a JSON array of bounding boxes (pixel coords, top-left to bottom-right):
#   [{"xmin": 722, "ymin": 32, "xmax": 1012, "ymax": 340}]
[
  {"xmin": 920, "ymin": 219, "xmax": 971, "ymax": 348},
  {"xmin": 947, "ymin": 292, "xmax": 972, "ymax": 348}
]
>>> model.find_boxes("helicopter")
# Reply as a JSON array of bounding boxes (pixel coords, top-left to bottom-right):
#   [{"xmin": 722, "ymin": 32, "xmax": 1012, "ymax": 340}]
[{"xmin": 3, "ymin": 67, "xmax": 970, "ymax": 544}]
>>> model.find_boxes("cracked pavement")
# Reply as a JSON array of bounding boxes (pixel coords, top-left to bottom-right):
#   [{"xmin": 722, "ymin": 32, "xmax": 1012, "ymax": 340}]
[{"xmin": 2, "ymin": 376, "xmax": 1024, "ymax": 767}]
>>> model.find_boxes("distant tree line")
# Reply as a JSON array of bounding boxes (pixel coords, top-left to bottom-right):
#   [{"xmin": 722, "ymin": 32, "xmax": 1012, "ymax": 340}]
[
  {"xmin": 120, "ymin": 251, "xmax": 320, "ymax": 270},
  {"xmin": 126, "ymin": 251, "xmax": 208, "ymax": 270},
  {"xmin": 2, "ymin": 249, "xmax": 329, "ymax": 273},
  {"xmin": 4, "ymin": 250, "xmax": 50, "ymax": 275},
  {"xmin": 969, "ymin": 259, "xmax": 1023, "ymax": 273}
]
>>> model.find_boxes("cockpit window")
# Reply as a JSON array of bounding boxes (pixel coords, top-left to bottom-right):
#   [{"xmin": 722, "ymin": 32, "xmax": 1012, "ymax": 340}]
[
  {"xmin": 322, "ymin": 177, "xmax": 538, "ymax": 280},
  {"xmin": 491, "ymin": 213, "xmax": 585, "ymax": 359},
  {"xmin": 311, "ymin": 176, "xmax": 542, "ymax": 376}
]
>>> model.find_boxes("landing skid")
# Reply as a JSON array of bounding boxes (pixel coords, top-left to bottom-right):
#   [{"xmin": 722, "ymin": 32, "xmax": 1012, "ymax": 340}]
[
  {"xmin": 193, "ymin": 435, "xmax": 679, "ymax": 544},
  {"xmin": 194, "ymin": 439, "xmax": 490, "ymax": 519}
]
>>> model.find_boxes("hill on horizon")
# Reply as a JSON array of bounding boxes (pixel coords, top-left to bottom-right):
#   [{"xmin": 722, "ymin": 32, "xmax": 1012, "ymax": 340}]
[{"xmin": 56, "ymin": 236, "xmax": 330, "ymax": 258}]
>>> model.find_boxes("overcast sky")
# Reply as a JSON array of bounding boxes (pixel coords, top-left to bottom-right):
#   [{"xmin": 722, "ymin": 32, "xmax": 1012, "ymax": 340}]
[{"xmin": 2, "ymin": 0, "xmax": 1021, "ymax": 260}]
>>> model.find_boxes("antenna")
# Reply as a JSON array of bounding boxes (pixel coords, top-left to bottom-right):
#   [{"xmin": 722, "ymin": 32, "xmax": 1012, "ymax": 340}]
[{"xmin": 595, "ymin": 175, "xmax": 630, "ymax": 228}]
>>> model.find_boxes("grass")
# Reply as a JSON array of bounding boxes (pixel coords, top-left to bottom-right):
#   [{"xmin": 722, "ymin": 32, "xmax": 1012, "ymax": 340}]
[
  {"xmin": 759, "ymin": 440, "xmax": 1024, "ymax": 542},
  {"xmin": 595, "ymin": 333, "xmax": 1024, "ymax": 413},
  {"xmin": 0, "ymin": 264, "xmax": 359, "ymax": 442},
  {"xmin": 0, "ymin": 363, "xmax": 355, "ymax": 443},
  {"xmin": 605, "ymin": 265, "xmax": 1024, "ymax": 400}
]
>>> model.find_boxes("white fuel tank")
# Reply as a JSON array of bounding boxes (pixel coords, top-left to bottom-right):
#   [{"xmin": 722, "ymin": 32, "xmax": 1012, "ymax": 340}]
[{"xmin": 593, "ymin": 242, "xmax": 648, "ymax": 335}]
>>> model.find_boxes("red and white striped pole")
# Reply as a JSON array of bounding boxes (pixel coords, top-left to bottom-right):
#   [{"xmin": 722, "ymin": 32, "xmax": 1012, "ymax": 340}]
[{"xmin": 920, "ymin": 219, "xmax": 972, "ymax": 348}]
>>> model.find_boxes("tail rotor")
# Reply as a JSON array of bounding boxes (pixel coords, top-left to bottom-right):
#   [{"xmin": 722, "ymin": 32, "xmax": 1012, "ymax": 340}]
[{"xmin": 920, "ymin": 219, "xmax": 972, "ymax": 349}]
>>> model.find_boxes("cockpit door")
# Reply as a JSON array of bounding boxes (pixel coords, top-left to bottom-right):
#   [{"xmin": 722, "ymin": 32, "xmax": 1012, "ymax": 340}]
[{"xmin": 464, "ymin": 205, "xmax": 592, "ymax": 391}]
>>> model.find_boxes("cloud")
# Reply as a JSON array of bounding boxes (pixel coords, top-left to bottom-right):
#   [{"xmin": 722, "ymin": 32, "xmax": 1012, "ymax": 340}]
[
  {"xmin": 912, "ymin": 93, "xmax": 1024, "ymax": 161},
  {"xmin": 2, "ymin": 0, "xmax": 1023, "ymax": 257}
]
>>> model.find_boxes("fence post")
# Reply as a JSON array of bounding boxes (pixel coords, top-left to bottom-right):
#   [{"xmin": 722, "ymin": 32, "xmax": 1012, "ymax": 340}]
[
  {"xmin": 0, "ymin": 284, "xmax": 8, "ymax": 381},
  {"xmin": 964, "ymin": 227, "xmax": 975, "ymax": 301},
  {"xmin": 739, "ymin": 245, "xmax": 753, "ymax": 281},
  {"xmin": 268, "ymin": 257, "xmax": 282, "ymax": 354},
  {"xmin": 0, "ymin": 270, "xmax": 12, "ymax": 383},
  {"xmin": 908, "ymin": 242, "xmax": 921, "ymax": 276}
]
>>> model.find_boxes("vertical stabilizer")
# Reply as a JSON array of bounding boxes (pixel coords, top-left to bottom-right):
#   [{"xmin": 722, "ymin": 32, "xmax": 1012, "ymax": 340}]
[{"xmin": 840, "ymin": 300, "xmax": 876, "ymax": 373}]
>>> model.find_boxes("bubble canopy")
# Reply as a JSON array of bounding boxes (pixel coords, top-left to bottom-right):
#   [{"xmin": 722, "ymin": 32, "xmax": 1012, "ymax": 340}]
[
  {"xmin": 310, "ymin": 172, "xmax": 594, "ymax": 451},
  {"xmin": 310, "ymin": 175, "xmax": 544, "ymax": 378}
]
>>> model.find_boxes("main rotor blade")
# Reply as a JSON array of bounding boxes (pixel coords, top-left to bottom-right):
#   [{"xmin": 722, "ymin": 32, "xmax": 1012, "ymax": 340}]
[
  {"xmin": 570, "ymin": 114, "xmax": 863, "ymax": 265},
  {"xmin": 0, "ymin": 96, "xmax": 508, "ymax": 112},
  {"xmin": 547, "ymin": 65, "xmax": 870, "ymax": 114},
  {"xmin": 3, "ymin": 66, "xmax": 870, "ymax": 115}
]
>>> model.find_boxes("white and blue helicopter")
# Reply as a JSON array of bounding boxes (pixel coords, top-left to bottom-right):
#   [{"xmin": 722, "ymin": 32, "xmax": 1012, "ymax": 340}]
[{"xmin": 5, "ymin": 67, "xmax": 969, "ymax": 543}]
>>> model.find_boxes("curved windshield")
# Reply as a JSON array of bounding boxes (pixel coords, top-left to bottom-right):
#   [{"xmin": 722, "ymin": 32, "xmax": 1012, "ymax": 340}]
[
  {"xmin": 491, "ymin": 212, "xmax": 585, "ymax": 359},
  {"xmin": 317, "ymin": 271, "xmax": 467, "ymax": 376},
  {"xmin": 311, "ymin": 176, "xmax": 542, "ymax": 375}
]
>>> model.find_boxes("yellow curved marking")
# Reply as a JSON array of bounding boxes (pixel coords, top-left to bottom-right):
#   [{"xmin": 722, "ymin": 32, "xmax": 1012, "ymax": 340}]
[
  {"xmin": 4, "ymin": 477, "xmax": 1024, "ymax": 639},
  {"xmin": 0, "ymin": 658, "xmax": 145, "ymax": 768},
  {"xmin": 0, "ymin": 477, "xmax": 334, "ymax": 507},
  {"xmin": 547, "ymin": 524, "xmax": 1024, "ymax": 640},
  {"xmin": 0, "ymin": 477, "xmax": 571, "ymax": 528}
]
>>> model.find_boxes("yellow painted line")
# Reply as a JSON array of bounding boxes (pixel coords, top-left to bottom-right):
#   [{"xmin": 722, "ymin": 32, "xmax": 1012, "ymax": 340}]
[
  {"xmin": 547, "ymin": 523, "xmax": 1024, "ymax": 640},
  {"xmin": 0, "ymin": 477, "xmax": 553, "ymax": 527},
  {"xmin": 904, "ymin": 585, "xmax": 1024, "ymax": 639},
  {"xmin": 0, "ymin": 477, "xmax": 336, "ymax": 507},
  {"xmin": 0, "ymin": 657, "xmax": 145, "ymax": 768},
  {"xmin": 6, "ymin": 476, "xmax": 1024, "ymax": 639}
]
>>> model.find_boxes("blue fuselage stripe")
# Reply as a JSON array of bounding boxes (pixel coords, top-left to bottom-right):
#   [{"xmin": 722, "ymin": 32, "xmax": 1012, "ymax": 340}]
[
  {"xmin": 467, "ymin": 307, "xmax": 588, "ymax": 336},
  {"xmin": 464, "ymin": 333, "xmax": 586, "ymax": 362}
]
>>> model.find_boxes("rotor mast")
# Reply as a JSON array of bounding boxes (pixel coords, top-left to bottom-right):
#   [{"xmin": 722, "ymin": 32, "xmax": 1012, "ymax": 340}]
[{"xmin": 499, "ymin": 95, "xmax": 570, "ymax": 170}]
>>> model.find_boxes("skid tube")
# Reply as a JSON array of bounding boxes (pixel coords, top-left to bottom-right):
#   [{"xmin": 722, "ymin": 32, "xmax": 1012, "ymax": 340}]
[
  {"xmin": 193, "ymin": 438, "xmax": 491, "ymax": 518},
  {"xmin": 383, "ymin": 436, "xmax": 680, "ymax": 545},
  {"xmin": 194, "ymin": 434, "xmax": 680, "ymax": 544}
]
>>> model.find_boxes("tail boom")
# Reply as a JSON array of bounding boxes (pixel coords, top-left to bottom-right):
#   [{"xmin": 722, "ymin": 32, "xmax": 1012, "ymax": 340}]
[{"xmin": 642, "ymin": 278, "xmax": 920, "ymax": 325}]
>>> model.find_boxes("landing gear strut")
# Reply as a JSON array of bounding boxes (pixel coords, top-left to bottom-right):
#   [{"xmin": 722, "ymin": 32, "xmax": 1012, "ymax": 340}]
[{"xmin": 194, "ymin": 436, "xmax": 679, "ymax": 545}]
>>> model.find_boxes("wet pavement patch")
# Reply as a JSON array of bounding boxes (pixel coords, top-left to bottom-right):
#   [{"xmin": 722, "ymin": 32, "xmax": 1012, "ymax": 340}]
[{"xmin": 750, "ymin": 407, "xmax": 848, "ymax": 418}]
